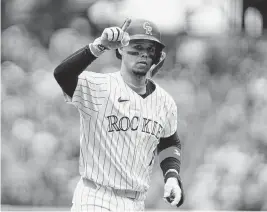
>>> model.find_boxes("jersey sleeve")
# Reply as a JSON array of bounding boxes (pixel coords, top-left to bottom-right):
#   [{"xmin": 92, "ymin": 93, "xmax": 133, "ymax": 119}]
[
  {"xmin": 63, "ymin": 71, "xmax": 109, "ymax": 117},
  {"xmin": 161, "ymin": 97, "xmax": 178, "ymax": 138}
]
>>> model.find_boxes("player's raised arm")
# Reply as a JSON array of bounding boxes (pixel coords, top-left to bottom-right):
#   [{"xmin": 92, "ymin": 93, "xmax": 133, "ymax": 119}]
[{"xmin": 53, "ymin": 19, "xmax": 131, "ymax": 98}]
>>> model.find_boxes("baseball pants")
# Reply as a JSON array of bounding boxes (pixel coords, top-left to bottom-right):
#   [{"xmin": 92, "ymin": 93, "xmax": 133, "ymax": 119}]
[{"xmin": 71, "ymin": 177, "xmax": 146, "ymax": 212}]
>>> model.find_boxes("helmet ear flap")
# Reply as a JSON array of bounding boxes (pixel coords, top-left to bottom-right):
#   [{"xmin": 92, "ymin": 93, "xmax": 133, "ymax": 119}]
[
  {"xmin": 115, "ymin": 49, "xmax": 122, "ymax": 60},
  {"xmin": 153, "ymin": 45, "xmax": 163, "ymax": 65}
]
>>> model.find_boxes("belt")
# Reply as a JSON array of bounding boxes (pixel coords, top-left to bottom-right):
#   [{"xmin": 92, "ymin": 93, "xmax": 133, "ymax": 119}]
[{"xmin": 82, "ymin": 178, "xmax": 144, "ymax": 200}]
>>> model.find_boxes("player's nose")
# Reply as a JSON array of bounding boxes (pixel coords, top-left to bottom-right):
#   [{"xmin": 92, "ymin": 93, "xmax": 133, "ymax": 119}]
[{"xmin": 140, "ymin": 52, "xmax": 148, "ymax": 58}]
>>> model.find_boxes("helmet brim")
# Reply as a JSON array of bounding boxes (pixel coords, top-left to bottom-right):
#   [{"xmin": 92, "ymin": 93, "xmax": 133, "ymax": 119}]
[{"xmin": 129, "ymin": 34, "xmax": 165, "ymax": 48}]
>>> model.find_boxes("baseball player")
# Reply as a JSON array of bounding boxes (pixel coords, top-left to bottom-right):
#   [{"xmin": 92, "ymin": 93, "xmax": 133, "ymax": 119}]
[{"xmin": 54, "ymin": 18, "xmax": 184, "ymax": 211}]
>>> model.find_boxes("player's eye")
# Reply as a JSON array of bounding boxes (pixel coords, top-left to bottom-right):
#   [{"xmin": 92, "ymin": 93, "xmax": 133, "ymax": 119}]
[
  {"xmin": 148, "ymin": 47, "xmax": 156, "ymax": 53},
  {"xmin": 133, "ymin": 45, "xmax": 143, "ymax": 50}
]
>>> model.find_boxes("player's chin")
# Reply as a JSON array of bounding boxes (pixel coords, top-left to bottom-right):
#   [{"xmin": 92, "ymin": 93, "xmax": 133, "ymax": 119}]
[
  {"xmin": 132, "ymin": 69, "xmax": 149, "ymax": 77},
  {"xmin": 132, "ymin": 65, "xmax": 150, "ymax": 76}
]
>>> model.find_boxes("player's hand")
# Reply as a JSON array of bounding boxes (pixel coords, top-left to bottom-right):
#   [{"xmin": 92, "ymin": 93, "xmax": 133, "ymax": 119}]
[
  {"xmin": 163, "ymin": 177, "xmax": 182, "ymax": 207},
  {"xmin": 90, "ymin": 19, "xmax": 131, "ymax": 57}
]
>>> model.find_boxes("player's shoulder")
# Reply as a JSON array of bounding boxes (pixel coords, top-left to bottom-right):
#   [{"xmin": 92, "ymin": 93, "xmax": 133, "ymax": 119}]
[
  {"xmin": 79, "ymin": 71, "xmax": 108, "ymax": 79},
  {"xmin": 106, "ymin": 71, "xmax": 121, "ymax": 80},
  {"xmin": 78, "ymin": 71, "xmax": 112, "ymax": 85}
]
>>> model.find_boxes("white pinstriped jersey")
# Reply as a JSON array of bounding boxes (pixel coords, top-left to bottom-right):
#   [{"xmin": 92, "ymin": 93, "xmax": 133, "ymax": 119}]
[{"xmin": 64, "ymin": 71, "xmax": 177, "ymax": 192}]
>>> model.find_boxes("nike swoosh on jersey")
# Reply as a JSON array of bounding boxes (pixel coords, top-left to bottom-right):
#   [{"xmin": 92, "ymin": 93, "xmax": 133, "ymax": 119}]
[{"xmin": 118, "ymin": 97, "xmax": 129, "ymax": 102}]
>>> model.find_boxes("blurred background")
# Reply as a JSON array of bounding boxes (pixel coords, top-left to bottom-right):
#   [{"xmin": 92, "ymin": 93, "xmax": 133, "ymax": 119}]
[{"xmin": 2, "ymin": 0, "xmax": 267, "ymax": 211}]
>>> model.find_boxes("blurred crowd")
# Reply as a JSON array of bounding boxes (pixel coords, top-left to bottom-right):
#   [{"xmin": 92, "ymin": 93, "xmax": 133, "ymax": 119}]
[{"xmin": 1, "ymin": 0, "xmax": 267, "ymax": 210}]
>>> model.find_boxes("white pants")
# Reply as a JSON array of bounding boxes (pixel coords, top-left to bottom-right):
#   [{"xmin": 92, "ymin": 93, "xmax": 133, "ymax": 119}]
[{"xmin": 71, "ymin": 178, "xmax": 145, "ymax": 212}]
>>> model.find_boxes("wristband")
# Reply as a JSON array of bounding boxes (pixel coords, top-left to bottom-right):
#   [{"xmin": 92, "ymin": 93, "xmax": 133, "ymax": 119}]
[
  {"xmin": 164, "ymin": 170, "xmax": 181, "ymax": 183},
  {"xmin": 89, "ymin": 40, "xmax": 109, "ymax": 57}
]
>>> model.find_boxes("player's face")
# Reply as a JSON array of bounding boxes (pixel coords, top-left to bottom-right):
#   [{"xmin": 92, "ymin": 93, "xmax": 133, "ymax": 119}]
[{"xmin": 121, "ymin": 40, "xmax": 156, "ymax": 76}]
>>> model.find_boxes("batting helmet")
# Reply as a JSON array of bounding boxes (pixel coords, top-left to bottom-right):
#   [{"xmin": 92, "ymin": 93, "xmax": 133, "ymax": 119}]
[{"xmin": 116, "ymin": 19, "xmax": 165, "ymax": 64}]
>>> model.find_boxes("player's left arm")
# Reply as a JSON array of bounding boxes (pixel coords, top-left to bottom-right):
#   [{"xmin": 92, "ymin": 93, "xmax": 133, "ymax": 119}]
[
  {"xmin": 158, "ymin": 132, "xmax": 184, "ymax": 207},
  {"xmin": 158, "ymin": 99, "xmax": 185, "ymax": 207}
]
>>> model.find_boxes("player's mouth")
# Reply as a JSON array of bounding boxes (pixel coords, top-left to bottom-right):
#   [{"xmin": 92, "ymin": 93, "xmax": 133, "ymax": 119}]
[{"xmin": 136, "ymin": 61, "xmax": 148, "ymax": 66}]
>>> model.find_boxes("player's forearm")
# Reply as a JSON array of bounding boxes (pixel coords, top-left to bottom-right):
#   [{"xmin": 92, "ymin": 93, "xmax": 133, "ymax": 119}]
[
  {"xmin": 158, "ymin": 132, "xmax": 181, "ymax": 182},
  {"xmin": 54, "ymin": 45, "xmax": 97, "ymax": 97},
  {"xmin": 158, "ymin": 132, "xmax": 184, "ymax": 206}
]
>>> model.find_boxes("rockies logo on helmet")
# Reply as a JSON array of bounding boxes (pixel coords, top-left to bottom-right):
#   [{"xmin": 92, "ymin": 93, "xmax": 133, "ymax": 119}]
[{"xmin": 143, "ymin": 22, "xmax": 153, "ymax": 35}]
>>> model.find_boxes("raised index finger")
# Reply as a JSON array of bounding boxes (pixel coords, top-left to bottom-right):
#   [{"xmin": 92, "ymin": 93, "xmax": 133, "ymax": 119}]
[{"xmin": 121, "ymin": 18, "xmax": 131, "ymax": 32}]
